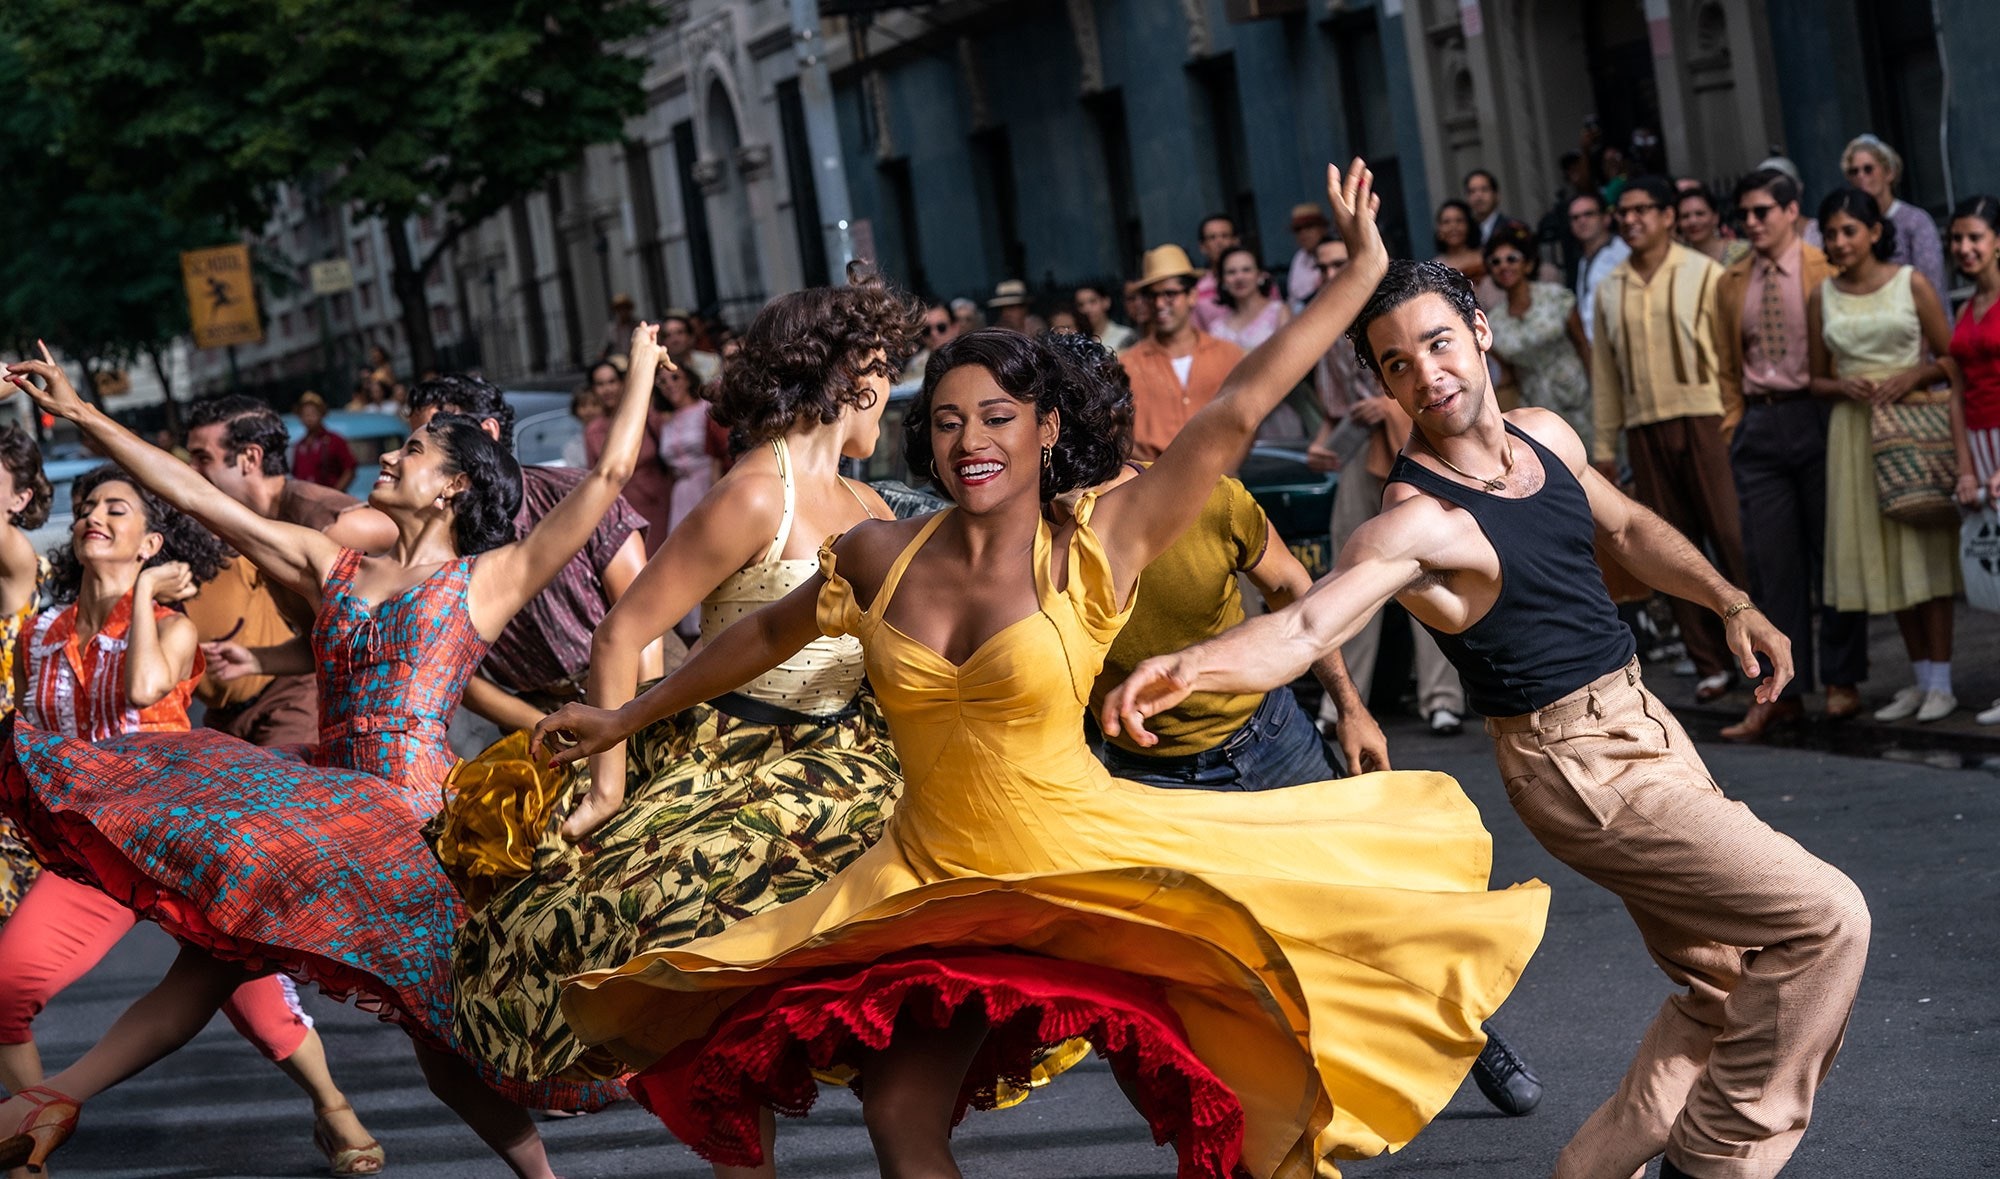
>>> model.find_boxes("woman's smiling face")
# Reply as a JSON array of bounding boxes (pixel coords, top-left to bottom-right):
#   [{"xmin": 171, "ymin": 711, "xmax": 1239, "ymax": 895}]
[{"xmin": 926, "ymin": 365, "xmax": 1056, "ymax": 511}]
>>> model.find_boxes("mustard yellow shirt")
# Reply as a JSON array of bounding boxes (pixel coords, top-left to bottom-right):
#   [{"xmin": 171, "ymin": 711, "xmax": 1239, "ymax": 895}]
[
  {"xmin": 1093, "ymin": 473, "xmax": 1270, "ymax": 757},
  {"xmin": 1589, "ymin": 242, "xmax": 1725, "ymax": 462}
]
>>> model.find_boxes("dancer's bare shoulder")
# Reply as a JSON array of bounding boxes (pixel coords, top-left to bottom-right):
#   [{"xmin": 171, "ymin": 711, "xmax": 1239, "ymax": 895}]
[
  {"xmin": 829, "ymin": 512, "xmax": 935, "ymax": 612},
  {"xmin": 1506, "ymin": 407, "xmax": 1589, "ymax": 473}
]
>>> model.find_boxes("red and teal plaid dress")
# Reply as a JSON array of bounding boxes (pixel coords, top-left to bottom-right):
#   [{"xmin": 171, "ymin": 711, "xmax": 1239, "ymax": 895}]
[{"xmin": 0, "ymin": 548, "xmax": 617, "ymax": 1110}]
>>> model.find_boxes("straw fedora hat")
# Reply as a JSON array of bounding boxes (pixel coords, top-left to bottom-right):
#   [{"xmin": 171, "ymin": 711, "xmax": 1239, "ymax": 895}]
[
  {"xmin": 987, "ymin": 279, "xmax": 1030, "ymax": 309},
  {"xmin": 1136, "ymin": 245, "xmax": 1198, "ymax": 290}
]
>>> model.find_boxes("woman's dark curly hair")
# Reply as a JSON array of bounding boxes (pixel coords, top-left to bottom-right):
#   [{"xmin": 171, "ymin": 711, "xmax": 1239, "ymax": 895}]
[
  {"xmin": 1818, "ymin": 186, "xmax": 1898, "ymax": 262},
  {"xmin": 47, "ymin": 465, "xmax": 230, "ymax": 606},
  {"xmin": 904, "ymin": 329, "xmax": 1131, "ymax": 503},
  {"xmin": 0, "ymin": 426, "xmax": 52, "ymax": 529},
  {"xmin": 711, "ymin": 285, "xmax": 923, "ymax": 452},
  {"xmin": 422, "ymin": 412, "xmax": 523, "ymax": 556}
]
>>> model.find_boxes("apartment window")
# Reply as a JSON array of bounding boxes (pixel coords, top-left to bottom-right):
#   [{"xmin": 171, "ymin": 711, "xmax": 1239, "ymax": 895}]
[
  {"xmin": 969, "ymin": 126, "xmax": 1025, "ymax": 282},
  {"xmin": 776, "ymin": 78, "xmax": 830, "ymax": 288},
  {"xmin": 1188, "ymin": 54, "xmax": 1257, "ymax": 258},
  {"xmin": 359, "ymin": 283, "xmax": 374, "ymax": 312},
  {"xmin": 353, "ymin": 236, "xmax": 372, "ymax": 269},
  {"xmin": 673, "ymin": 120, "xmax": 719, "ymax": 312},
  {"xmin": 624, "ymin": 139, "xmax": 672, "ymax": 312},
  {"xmin": 1858, "ymin": 0, "xmax": 1946, "ymax": 213},
  {"xmin": 1328, "ymin": 11, "xmax": 1411, "ymax": 258},
  {"xmin": 432, "ymin": 304, "xmax": 453, "ymax": 338},
  {"xmin": 279, "ymin": 311, "xmax": 293, "ymax": 338},
  {"xmin": 879, "ymin": 158, "xmax": 927, "ymax": 297},
  {"xmin": 1084, "ymin": 89, "xmax": 1143, "ymax": 278}
]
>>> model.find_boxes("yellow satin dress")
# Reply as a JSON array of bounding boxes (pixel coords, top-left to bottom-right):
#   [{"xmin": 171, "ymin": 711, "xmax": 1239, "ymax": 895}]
[{"xmin": 563, "ymin": 496, "xmax": 1550, "ymax": 1177}]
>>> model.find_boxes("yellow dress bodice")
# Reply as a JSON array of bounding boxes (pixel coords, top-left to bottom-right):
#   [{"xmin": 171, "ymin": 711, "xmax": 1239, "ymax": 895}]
[{"xmin": 565, "ymin": 496, "xmax": 1550, "ymax": 1177}]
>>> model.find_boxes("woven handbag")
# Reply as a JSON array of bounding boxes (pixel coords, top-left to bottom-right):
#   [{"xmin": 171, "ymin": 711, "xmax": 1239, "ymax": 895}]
[{"xmin": 1870, "ymin": 390, "xmax": 1960, "ymax": 528}]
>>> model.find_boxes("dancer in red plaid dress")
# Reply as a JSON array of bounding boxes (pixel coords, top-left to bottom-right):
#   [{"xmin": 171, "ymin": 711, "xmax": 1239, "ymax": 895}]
[{"xmin": 0, "ymin": 328, "xmax": 663, "ymax": 1179}]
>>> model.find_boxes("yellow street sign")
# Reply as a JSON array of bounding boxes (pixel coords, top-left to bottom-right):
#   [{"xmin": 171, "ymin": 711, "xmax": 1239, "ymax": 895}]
[{"xmin": 182, "ymin": 244, "xmax": 264, "ymax": 348}]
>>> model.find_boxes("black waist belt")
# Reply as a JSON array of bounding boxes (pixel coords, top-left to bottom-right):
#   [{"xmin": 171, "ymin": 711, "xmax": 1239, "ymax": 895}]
[
  {"xmin": 710, "ymin": 690, "xmax": 859, "ymax": 727},
  {"xmin": 1742, "ymin": 386, "xmax": 1812, "ymax": 404}
]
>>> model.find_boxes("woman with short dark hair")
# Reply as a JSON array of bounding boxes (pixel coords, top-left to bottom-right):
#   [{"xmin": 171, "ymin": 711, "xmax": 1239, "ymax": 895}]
[{"xmin": 0, "ymin": 325, "xmax": 661, "ymax": 1176}]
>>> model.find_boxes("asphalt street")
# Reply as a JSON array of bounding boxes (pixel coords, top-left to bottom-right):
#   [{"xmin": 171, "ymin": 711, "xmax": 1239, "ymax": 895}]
[{"xmin": 20, "ymin": 715, "xmax": 1999, "ymax": 1178}]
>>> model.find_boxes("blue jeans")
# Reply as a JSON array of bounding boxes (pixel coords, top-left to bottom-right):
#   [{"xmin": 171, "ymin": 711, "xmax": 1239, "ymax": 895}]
[{"xmin": 1101, "ymin": 689, "xmax": 1336, "ymax": 791}]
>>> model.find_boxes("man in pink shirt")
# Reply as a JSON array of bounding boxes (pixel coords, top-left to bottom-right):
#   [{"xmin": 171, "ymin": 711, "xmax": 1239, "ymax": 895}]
[{"xmin": 1712, "ymin": 167, "xmax": 1867, "ymax": 739}]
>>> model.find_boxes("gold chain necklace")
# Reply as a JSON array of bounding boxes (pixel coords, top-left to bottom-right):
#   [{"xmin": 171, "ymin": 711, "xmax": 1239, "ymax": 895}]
[{"xmin": 1426, "ymin": 436, "xmax": 1516, "ymax": 492}]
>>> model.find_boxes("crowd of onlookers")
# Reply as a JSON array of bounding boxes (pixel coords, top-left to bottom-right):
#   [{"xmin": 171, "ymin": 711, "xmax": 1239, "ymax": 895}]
[{"xmin": 885, "ymin": 129, "xmax": 2000, "ymax": 740}]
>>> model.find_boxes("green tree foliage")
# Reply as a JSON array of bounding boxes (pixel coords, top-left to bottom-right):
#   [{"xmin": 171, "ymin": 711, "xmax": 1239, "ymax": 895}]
[
  {"xmin": 0, "ymin": 38, "xmax": 217, "ymax": 413},
  {"xmin": 9, "ymin": 0, "xmax": 666, "ymax": 373}
]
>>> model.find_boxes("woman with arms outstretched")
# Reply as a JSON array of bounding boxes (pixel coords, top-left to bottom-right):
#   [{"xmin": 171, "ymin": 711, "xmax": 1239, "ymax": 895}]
[
  {"xmin": 534, "ymin": 162, "xmax": 1549, "ymax": 1179},
  {"xmin": 0, "ymin": 326, "xmax": 662, "ymax": 1176}
]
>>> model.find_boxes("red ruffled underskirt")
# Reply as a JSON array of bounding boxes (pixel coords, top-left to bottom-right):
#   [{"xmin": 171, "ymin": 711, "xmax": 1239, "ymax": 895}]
[{"xmin": 628, "ymin": 950, "xmax": 1247, "ymax": 1179}]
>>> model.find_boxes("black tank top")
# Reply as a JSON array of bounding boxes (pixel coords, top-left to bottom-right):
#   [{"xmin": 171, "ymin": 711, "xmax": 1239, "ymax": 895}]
[{"xmin": 1385, "ymin": 422, "xmax": 1636, "ymax": 717}]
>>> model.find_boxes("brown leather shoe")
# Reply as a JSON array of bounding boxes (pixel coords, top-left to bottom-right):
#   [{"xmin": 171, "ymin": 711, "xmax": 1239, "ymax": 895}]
[
  {"xmin": 1823, "ymin": 684, "xmax": 1862, "ymax": 720},
  {"xmin": 1720, "ymin": 698, "xmax": 1804, "ymax": 741}
]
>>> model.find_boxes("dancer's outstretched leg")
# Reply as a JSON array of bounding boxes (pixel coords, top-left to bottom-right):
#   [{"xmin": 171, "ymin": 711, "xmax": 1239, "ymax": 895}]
[
  {"xmin": 410, "ymin": 1041, "xmax": 554, "ymax": 1179},
  {"xmin": 860, "ymin": 1005, "xmax": 987, "ymax": 1179}
]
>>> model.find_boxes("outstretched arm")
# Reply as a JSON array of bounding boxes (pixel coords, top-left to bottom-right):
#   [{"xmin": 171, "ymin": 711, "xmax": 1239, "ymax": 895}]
[
  {"xmin": 1102, "ymin": 504, "xmax": 1434, "ymax": 746},
  {"xmin": 1094, "ymin": 160, "xmax": 1388, "ymax": 585},
  {"xmin": 4, "ymin": 344, "xmax": 342, "ymax": 601},
  {"xmin": 465, "ymin": 323, "xmax": 662, "ymax": 640},
  {"xmin": 1245, "ymin": 523, "xmax": 1388, "ymax": 772}
]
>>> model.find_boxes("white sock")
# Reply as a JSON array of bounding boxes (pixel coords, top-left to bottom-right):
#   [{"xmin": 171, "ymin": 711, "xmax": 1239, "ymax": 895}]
[
  {"xmin": 1932, "ymin": 661, "xmax": 1952, "ymax": 695},
  {"xmin": 1912, "ymin": 660, "xmax": 1934, "ymax": 692}
]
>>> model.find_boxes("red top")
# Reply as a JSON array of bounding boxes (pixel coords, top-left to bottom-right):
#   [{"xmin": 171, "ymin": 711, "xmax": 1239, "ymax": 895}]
[
  {"xmin": 22, "ymin": 593, "xmax": 202, "ymax": 741},
  {"xmin": 293, "ymin": 430, "xmax": 356, "ymax": 489},
  {"xmin": 1950, "ymin": 297, "xmax": 2000, "ymax": 431}
]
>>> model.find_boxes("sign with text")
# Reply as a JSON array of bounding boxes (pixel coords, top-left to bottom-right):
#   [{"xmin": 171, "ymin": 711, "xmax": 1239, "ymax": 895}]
[
  {"xmin": 309, "ymin": 258, "xmax": 356, "ymax": 295},
  {"xmin": 181, "ymin": 244, "xmax": 264, "ymax": 348}
]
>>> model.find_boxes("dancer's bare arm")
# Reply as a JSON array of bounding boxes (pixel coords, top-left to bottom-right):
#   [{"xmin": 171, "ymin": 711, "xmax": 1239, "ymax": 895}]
[
  {"xmin": 1102, "ymin": 498, "xmax": 1456, "ymax": 746},
  {"xmin": 1094, "ymin": 160, "xmax": 1387, "ymax": 590},
  {"xmin": 1518, "ymin": 408, "xmax": 1795, "ymax": 700},
  {"xmin": 557, "ymin": 471, "xmax": 785, "ymax": 836},
  {"xmin": 4, "ymin": 345, "xmax": 341, "ymax": 601},
  {"xmin": 1243, "ymin": 522, "xmax": 1389, "ymax": 771},
  {"xmin": 467, "ymin": 324, "xmax": 660, "ymax": 640}
]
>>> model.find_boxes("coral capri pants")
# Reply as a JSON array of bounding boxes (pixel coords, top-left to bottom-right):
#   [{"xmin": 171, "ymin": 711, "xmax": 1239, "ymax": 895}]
[
  {"xmin": 0, "ymin": 872, "xmax": 312, "ymax": 1059},
  {"xmin": 1488, "ymin": 658, "xmax": 1869, "ymax": 1179}
]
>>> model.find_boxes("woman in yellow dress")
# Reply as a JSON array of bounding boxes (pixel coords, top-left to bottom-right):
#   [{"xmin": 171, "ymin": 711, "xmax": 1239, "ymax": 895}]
[{"xmin": 533, "ymin": 161, "xmax": 1550, "ymax": 1179}]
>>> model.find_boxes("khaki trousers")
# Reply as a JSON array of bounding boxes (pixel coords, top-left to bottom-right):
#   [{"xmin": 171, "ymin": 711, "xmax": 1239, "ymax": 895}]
[
  {"xmin": 1488, "ymin": 660, "xmax": 1868, "ymax": 1179},
  {"xmin": 1321, "ymin": 462, "xmax": 1465, "ymax": 722}
]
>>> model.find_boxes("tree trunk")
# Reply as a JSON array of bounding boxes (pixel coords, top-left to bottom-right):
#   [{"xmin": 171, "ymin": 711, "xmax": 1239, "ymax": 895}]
[
  {"xmin": 386, "ymin": 219, "xmax": 439, "ymax": 377},
  {"xmin": 148, "ymin": 345, "xmax": 183, "ymax": 437}
]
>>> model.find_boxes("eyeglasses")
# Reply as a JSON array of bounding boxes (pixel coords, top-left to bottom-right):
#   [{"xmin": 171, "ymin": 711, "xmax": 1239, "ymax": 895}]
[
  {"xmin": 1615, "ymin": 202, "xmax": 1665, "ymax": 220},
  {"xmin": 1487, "ymin": 252, "xmax": 1526, "ymax": 267},
  {"xmin": 1740, "ymin": 203, "xmax": 1781, "ymax": 221},
  {"xmin": 925, "ymin": 321, "xmax": 951, "ymax": 335},
  {"xmin": 1146, "ymin": 287, "xmax": 1190, "ymax": 303},
  {"xmin": 1845, "ymin": 162, "xmax": 1879, "ymax": 177}
]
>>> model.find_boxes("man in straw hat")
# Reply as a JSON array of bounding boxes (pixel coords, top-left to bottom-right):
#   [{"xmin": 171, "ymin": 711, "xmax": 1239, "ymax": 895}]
[
  {"xmin": 1119, "ymin": 244, "xmax": 1246, "ymax": 460},
  {"xmin": 986, "ymin": 279, "xmax": 1037, "ymax": 334}
]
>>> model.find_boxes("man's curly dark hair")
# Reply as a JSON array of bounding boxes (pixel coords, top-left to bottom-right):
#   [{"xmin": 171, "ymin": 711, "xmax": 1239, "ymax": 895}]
[
  {"xmin": 904, "ymin": 329, "xmax": 1131, "ymax": 504},
  {"xmin": 0, "ymin": 426, "xmax": 52, "ymax": 529},
  {"xmin": 46, "ymin": 465, "xmax": 231, "ymax": 606},
  {"xmin": 406, "ymin": 373, "xmax": 517, "ymax": 448},
  {"xmin": 186, "ymin": 395, "xmax": 292, "ymax": 477},
  {"xmin": 711, "ymin": 285, "xmax": 922, "ymax": 453},
  {"xmin": 1347, "ymin": 258, "xmax": 1481, "ymax": 374}
]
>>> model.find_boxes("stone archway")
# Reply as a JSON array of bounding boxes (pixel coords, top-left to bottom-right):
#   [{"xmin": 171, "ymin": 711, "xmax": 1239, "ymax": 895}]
[{"xmin": 698, "ymin": 73, "xmax": 766, "ymax": 320}]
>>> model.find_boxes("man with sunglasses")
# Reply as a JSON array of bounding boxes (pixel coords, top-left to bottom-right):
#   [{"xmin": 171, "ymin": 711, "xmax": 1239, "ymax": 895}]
[
  {"xmin": 903, "ymin": 304, "xmax": 957, "ymax": 381},
  {"xmin": 1711, "ymin": 169, "xmax": 1869, "ymax": 740},
  {"xmin": 1119, "ymin": 243, "xmax": 1245, "ymax": 459},
  {"xmin": 1591, "ymin": 175, "xmax": 1748, "ymax": 706}
]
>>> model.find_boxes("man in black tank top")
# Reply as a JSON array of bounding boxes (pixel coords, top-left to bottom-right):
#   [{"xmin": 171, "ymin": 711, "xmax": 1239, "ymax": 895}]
[{"xmin": 1104, "ymin": 261, "xmax": 1869, "ymax": 1179}]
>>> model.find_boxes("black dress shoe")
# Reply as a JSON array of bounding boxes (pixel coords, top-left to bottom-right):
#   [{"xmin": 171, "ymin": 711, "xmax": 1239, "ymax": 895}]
[{"xmin": 1470, "ymin": 1022, "xmax": 1542, "ymax": 1116}]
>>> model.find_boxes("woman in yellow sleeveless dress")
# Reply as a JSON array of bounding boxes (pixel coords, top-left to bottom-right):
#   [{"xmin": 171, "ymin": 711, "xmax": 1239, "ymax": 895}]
[
  {"xmin": 535, "ymin": 163, "xmax": 1548, "ymax": 1179},
  {"xmin": 1811, "ymin": 189, "xmax": 1962, "ymax": 721}
]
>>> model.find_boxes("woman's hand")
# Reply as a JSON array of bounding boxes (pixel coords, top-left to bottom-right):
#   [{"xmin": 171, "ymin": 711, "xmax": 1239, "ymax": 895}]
[
  {"xmin": 531, "ymin": 701, "xmax": 632, "ymax": 769},
  {"xmin": 1869, "ymin": 371, "xmax": 1923, "ymax": 405},
  {"xmin": 1327, "ymin": 159, "xmax": 1384, "ymax": 275},
  {"xmin": 630, "ymin": 321, "xmax": 666, "ymax": 378},
  {"xmin": 200, "ymin": 640, "xmax": 264, "ymax": 682},
  {"xmin": 137, "ymin": 561, "xmax": 197, "ymax": 605},
  {"xmin": 1958, "ymin": 471, "xmax": 1984, "ymax": 507},
  {"xmin": 2, "ymin": 341, "xmax": 92, "ymax": 422},
  {"xmin": 1835, "ymin": 376, "xmax": 1876, "ymax": 403}
]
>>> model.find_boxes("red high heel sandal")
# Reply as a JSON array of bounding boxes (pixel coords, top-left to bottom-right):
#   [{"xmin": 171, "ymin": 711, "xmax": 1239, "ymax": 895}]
[{"xmin": 0, "ymin": 1085, "xmax": 80, "ymax": 1174}]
